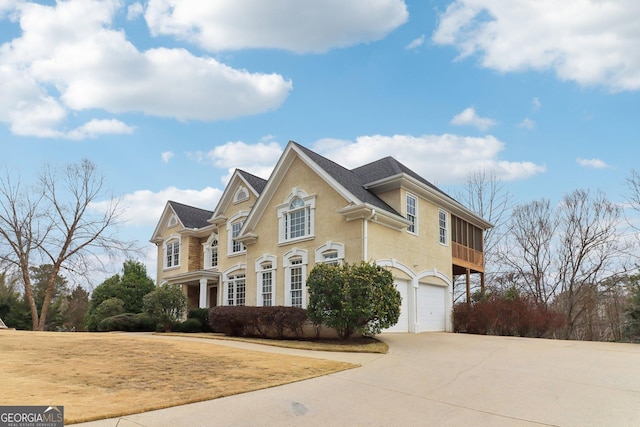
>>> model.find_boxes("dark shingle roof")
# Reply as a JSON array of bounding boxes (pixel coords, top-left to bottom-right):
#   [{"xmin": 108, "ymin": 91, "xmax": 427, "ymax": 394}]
[
  {"xmin": 237, "ymin": 169, "xmax": 267, "ymax": 194},
  {"xmin": 293, "ymin": 143, "xmax": 401, "ymax": 216},
  {"xmin": 293, "ymin": 142, "xmax": 460, "ymax": 217},
  {"xmin": 353, "ymin": 157, "xmax": 456, "ymax": 201},
  {"xmin": 169, "ymin": 201, "xmax": 213, "ymax": 229}
]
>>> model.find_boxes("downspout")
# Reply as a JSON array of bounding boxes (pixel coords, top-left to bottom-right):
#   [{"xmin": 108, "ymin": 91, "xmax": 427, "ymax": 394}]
[{"xmin": 363, "ymin": 209, "xmax": 376, "ymax": 261}]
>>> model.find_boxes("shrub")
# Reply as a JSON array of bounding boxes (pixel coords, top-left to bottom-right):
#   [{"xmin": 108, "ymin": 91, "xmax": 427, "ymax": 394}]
[
  {"xmin": 453, "ymin": 289, "xmax": 566, "ymax": 338},
  {"xmin": 187, "ymin": 308, "xmax": 211, "ymax": 332},
  {"xmin": 307, "ymin": 261, "xmax": 401, "ymax": 339},
  {"xmin": 85, "ymin": 297, "xmax": 126, "ymax": 332},
  {"xmin": 96, "ymin": 312, "xmax": 156, "ymax": 332},
  {"xmin": 209, "ymin": 306, "xmax": 308, "ymax": 338},
  {"xmin": 173, "ymin": 318, "xmax": 203, "ymax": 333},
  {"xmin": 143, "ymin": 284, "xmax": 187, "ymax": 332}
]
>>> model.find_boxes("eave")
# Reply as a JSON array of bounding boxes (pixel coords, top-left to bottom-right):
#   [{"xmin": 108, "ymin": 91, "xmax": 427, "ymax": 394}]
[{"xmin": 337, "ymin": 204, "xmax": 411, "ymax": 231}]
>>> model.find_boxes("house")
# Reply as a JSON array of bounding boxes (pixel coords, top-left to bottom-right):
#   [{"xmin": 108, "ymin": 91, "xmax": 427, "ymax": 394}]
[{"xmin": 150, "ymin": 141, "xmax": 491, "ymax": 332}]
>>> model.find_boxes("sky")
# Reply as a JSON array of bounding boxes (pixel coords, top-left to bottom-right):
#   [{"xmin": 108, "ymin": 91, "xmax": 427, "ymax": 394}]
[{"xmin": 1, "ymin": 0, "xmax": 639, "ymax": 284}]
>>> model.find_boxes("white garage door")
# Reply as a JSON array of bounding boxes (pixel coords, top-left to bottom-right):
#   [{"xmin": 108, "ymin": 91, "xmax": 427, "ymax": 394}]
[
  {"xmin": 417, "ymin": 283, "xmax": 446, "ymax": 332},
  {"xmin": 385, "ymin": 279, "xmax": 409, "ymax": 332}
]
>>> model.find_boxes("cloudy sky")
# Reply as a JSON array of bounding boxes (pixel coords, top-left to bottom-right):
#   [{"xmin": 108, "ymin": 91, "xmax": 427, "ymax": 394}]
[{"xmin": 2, "ymin": 0, "xmax": 639, "ymax": 281}]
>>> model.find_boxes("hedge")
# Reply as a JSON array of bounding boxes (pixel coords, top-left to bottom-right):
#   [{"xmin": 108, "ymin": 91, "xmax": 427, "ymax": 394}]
[{"xmin": 209, "ymin": 306, "xmax": 308, "ymax": 338}]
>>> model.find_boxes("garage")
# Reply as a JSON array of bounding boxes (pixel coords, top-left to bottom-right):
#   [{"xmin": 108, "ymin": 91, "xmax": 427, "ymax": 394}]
[
  {"xmin": 416, "ymin": 283, "xmax": 446, "ymax": 332},
  {"xmin": 385, "ymin": 279, "xmax": 409, "ymax": 332}
]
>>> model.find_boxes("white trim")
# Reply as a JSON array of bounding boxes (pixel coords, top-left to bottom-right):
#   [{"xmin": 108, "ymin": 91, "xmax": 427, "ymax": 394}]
[
  {"xmin": 406, "ymin": 192, "xmax": 418, "ymax": 235},
  {"xmin": 283, "ymin": 249, "xmax": 308, "ymax": 308},
  {"xmin": 222, "ymin": 264, "xmax": 247, "ymax": 306},
  {"xmin": 202, "ymin": 233, "xmax": 219, "ymax": 270},
  {"xmin": 277, "ymin": 189, "xmax": 316, "ymax": 244},
  {"xmin": 227, "ymin": 211, "xmax": 249, "ymax": 255},
  {"xmin": 438, "ymin": 209, "xmax": 449, "ymax": 246},
  {"xmin": 233, "ymin": 185, "xmax": 250, "ymax": 204},
  {"xmin": 376, "ymin": 259, "xmax": 453, "ymax": 333},
  {"xmin": 255, "ymin": 254, "xmax": 277, "ymax": 307},
  {"xmin": 315, "ymin": 241, "xmax": 345, "ymax": 264},
  {"xmin": 163, "ymin": 234, "xmax": 182, "ymax": 270}
]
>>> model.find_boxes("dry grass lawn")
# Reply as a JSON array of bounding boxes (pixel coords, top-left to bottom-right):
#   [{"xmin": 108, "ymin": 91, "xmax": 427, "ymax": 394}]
[{"xmin": 0, "ymin": 330, "xmax": 356, "ymax": 424}]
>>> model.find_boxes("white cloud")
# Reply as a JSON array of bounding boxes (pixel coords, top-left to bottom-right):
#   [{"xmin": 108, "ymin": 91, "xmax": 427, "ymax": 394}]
[
  {"xmin": 314, "ymin": 133, "xmax": 545, "ymax": 183},
  {"xmin": 0, "ymin": 0, "xmax": 292, "ymax": 139},
  {"xmin": 450, "ymin": 107, "xmax": 496, "ymax": 131},
  {"xmin": 90, "ymin": 186, "xmax": 223, "ymax": 228},
  {"xmin": 204, "ymin": 140, "xmax": 283, "ymax": 183},
  {"xmin": 144, "ymin": 0, "xmax": 408, "ymax": 53},
  {"xmin": 517, "ymin": 118, "xmax": 535, "ymax": 130},
  {"xmin": 406, "ymin": 34, "xmax": 425, "ymax": 50},
  {"xmin": 66, "ymin": 119, "xmax": 135, "ymax": 140},
  {"xmin": 433, "ymin": 1, "xmax": 640, "ymax": 91},
  {"xmin": 532, "ymin": 97, "xmax": 541, "ymax": 110},
  {"xmin": 161, "ymin": 151, "xmax": 174, "ymax": 163},
  {"xmin": 127, "ymin": 2, "xmax": 143, "ymax": 20},
  {"xmin": 577, "ymin": 157, "xmax": 612, "ymax": 169}
]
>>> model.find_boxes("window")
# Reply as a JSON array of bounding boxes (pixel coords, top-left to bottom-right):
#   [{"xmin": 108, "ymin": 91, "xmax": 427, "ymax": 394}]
[
  {"xmin": 261, "ymin": 264, "xmax": 273, "ymax": 306},
  {"xmin": 203, "ymin": 234, "xmax": 219, "ymax": 269},
  {"xmin": 286, "ymin": 198, "xmax": 309, "ymax": 239},
  {"xmin": 226, "ymin": 211, "xmax": 249, "ymax": 256},
  {"xmin": 315, "ymin": 241, "xmax": 345, "ymax": 265},
  {"xmin": 277, "ymin": 191, "xmax": 315, "ymax": 244},
  {"xmin": 284, "ymin": 249, "xmax": 308, "ymax": 308},
  {"xmin": 406, "ymin": 193, "xmax": 417, "ymax": 234},
  {"xmin": 290, "ymin": 259, "xmax": 303, "ymax": 308},
  {"xmin": 231, "ymin": 221, "xmax": 245, "ymax": 253},
  {"xmin": 439, "ymin": 209, "xmax": 448, "ymax": 245},
  {"xmin": 210, "ymin": 239, "xmax": 218, "ymax": 267},
  {"xmin": 234, "ymin": 186, "xmax": 249, "ymax": 203},
  {"xmin": 256, "ymin": 255, "xmax": 277, "ymax": 307},
  {"xmin": 164, "ymin": 237, "xmax": 180, "ymax": 269},
  {"xmin": 226, "ymin": 274, "xmax": 246, "ymax": 306}
]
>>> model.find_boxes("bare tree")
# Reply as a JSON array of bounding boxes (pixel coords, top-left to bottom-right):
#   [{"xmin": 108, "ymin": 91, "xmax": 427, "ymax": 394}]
[
  {"xmin": 0, "ymin": 160, "xmax": 135, "ymax": 330},
  {"xmin": 501, "ymin": 189, "xmax": 623, "ymax": 339},
  {"xmin": 458, "ymin": 170, "xmax": 512, "ymax": 267},
  {"xmin": 499, "ymin": 199, "xmax": 558, "ymax": 304},
  {"xmin": 454, "ymin": 170, "xmax": 512, "ymax": 301},
  {"xmin": 555, "ymin": 189, "xmax": 622, "ymax": 339}
]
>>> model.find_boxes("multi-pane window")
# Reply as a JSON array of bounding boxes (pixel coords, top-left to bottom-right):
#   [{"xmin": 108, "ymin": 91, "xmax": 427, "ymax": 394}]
[
  {"xmin": 285, "ymin": 198, "xmax": 309, "ymax": 239},
  {"xmin": 227, "ymin": 274, "xmax": 246, "ymax": 306},
  {"xmin": 210, "ymin": 239, "xmax": 218, "ymax": 268},
  {"xmin": 290, "ymin": 258, "xmax": 303, "ymax": 308},
  {"xmin": 406, "ymin": 193, "xmax": 417, "ymax": 234},
  {"xmin": 322, "ymin": 250, "xmax": 340, "ymax": 265},
  {"xmin": 231, "ymin": 221, "xmax": 245, "ymax": 253},
  {"xmin": 261, "ymin": 262, "xmax": 273, "ymax": 307},
  {"xmin": 165, "ymin": 240, "xmax": 179, "ymax": 268},
  {"xmin": 439, "ymin": 209, "xmax": 448, "ymax": 245}
]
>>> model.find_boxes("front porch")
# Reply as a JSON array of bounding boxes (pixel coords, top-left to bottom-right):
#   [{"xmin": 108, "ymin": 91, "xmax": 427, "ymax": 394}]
[{"xmin": 161, "ymin": 270, "xmax": 221, "ymax": 309}]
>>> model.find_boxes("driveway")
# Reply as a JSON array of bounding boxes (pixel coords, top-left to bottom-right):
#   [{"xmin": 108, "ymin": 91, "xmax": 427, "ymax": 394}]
[{"xmin": 74, "ymin": 333, "xmax": 640, "ymax": 426}]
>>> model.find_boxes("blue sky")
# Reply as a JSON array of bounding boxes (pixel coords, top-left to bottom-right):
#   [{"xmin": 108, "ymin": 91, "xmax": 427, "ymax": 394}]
[{"xmin": 1, "ymin": 0, "xmax": 639, "ymax": 282}]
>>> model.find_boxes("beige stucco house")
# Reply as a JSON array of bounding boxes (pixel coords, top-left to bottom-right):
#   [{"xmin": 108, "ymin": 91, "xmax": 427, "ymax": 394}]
[{"xmin": 150, "ymin": 141, "xmax": 491, "ymax": 332}]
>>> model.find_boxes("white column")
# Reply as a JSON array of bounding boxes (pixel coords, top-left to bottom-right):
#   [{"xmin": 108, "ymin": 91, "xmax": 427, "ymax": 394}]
[{"xmin": 199, "ymin": 278, "xmax": 208, "ymax": 308}]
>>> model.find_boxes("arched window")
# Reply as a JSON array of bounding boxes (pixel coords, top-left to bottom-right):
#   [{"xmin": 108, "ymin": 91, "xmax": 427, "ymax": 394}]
[
  {"xmin": 164, "ymin": 236, "xmax": 181, "ymax": 269},
  {"xmin": 277, "ymin": 190, "xmax": 315, "ymax": 244},
  {"xmin": 203, "ymin": 234, "xmax": 219, "ymax": 269},
  {"xmin": 315, "ymin": 241, "xmax": 345, "ymax": 265},
  {"xmin": 227, "ymin": 211, "xmax": 249, "ymax": 255},
  {"xmin": 256, "ymin": 255, "xmax": 277, "ymax": 307},
  {"xmin": 284, "ymin": 249, "xmax": 308, "ymax": 308},
  {"xmin": 234, "ymin": 186, "xmax": 249, "ymax": 203},
  {"xmin": 223, "ymin": 265, "xmax": 246, "ymax": 306}
]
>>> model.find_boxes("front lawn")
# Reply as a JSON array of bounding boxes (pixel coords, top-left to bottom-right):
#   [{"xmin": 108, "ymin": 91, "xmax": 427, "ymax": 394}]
[{"xmin": 0, "ymin": 330, "xmax": 355, "ymax": 424}]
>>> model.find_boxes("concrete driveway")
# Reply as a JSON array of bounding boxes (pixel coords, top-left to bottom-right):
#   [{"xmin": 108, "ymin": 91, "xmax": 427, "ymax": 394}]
[{"xmin": 74, "ymin": 333, "xmax": 640, "ymax": 426}]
